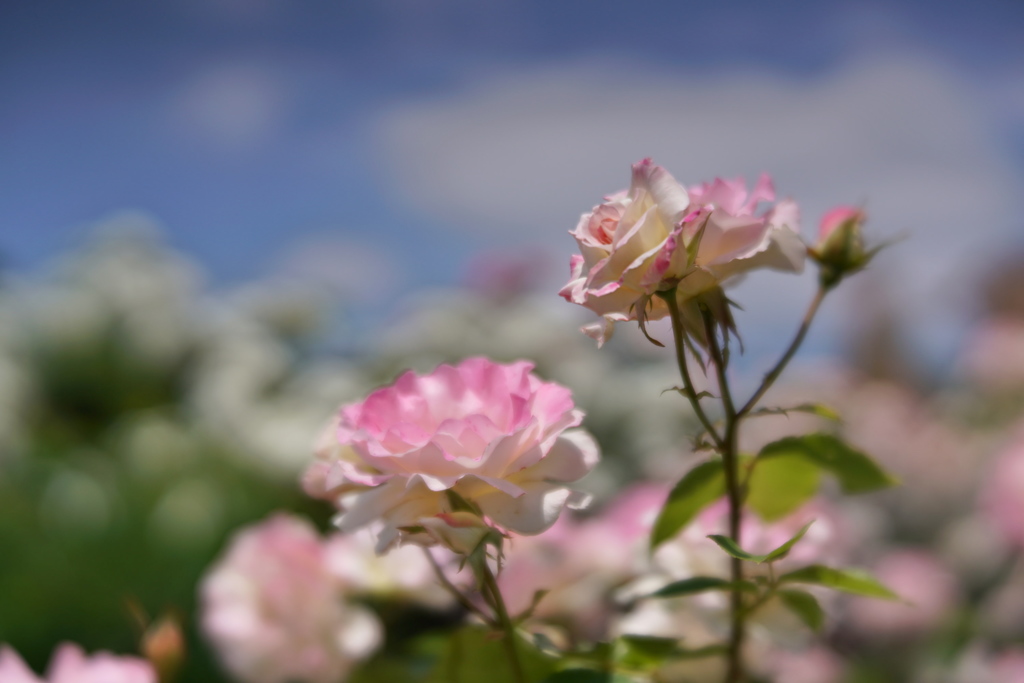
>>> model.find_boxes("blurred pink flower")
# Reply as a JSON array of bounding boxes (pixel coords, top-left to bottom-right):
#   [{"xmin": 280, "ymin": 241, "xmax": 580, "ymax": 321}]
[
  {"xmin": 847, "ymin": 549, "xmax": 959, "ymax": 636},
  {"xmin": 0, "ymin": 643, "xmax": 154, "ymax": 683},
  {"xmin": 761, "ymin": 646, "xmax": 845, "ymax": 683},
  {"xmin": 952, "ymin": 647, "xmax": 1024, "ymax": 683},
  {"xmin": 200, "ymin": 514, "xmax": 382, "ymax": 683},
  {"xmin": 959, "ymin": 319, "xmax": 1024, "ymax": 392},
  {"xmin": 560, "ymin": 159, "xmax": 804, "ymax": 344},
  {"xmin": 982, "ymin": 432, "xmax": 1024, "ymax": 549},
  {"xmin": 305, "ymin": 357, "xmax": 599, "ymax": 552}
]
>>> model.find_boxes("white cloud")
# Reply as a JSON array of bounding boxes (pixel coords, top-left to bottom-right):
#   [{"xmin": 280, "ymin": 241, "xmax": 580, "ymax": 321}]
[
  {"xmin": 274, "ymin": 235, "xmax": 403, "ymax": 302},
  {"xmin": 169, "ymin": 62, "xmax": 292, "ymax": 151},
  {"xmin": 372, "ymin": 53, "xmax": 1022, "ymax": 366}
]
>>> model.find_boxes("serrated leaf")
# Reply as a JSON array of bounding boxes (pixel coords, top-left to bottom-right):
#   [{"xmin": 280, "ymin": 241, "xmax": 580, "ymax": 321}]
[
  {"xmin": 648, "ymin": 576, "xmax": 757, "ymax": 598},
  {"xmin": 780, "ymin": 565, "xmax": 900, "ymax": 600},
  {"xmin": 746, "ymin": 454, "xmax": 821, "ymax": 521},
  {"xmin": 757, "ymin": 433, "xmax": 898, "ymax": 494},
  {"xmin": 708, "ymin": 522, "xmax": 813, "ymax": 565},
  {"xmin": 778, "ymin": 589, "xmax": 825, "ymax": 631},
  {"xmin": 749, "ymin": 403, "xmax": 841, "ymax": 421},
  {"xmin": 651, "ymin": 460, "xmax": 725, "ymax": 549}
]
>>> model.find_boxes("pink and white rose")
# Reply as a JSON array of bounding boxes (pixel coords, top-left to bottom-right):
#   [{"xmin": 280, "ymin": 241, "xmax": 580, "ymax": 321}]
[
  {"xmin": 560, "ymin": 159, "xmax": 804, "ymax": 344},
  {"xmin": 200, "ymin": 514, "xmax": 383, "ymax": 683},
  {"xmin": 305, "ymin": 357, "xmax": 599, "ymax": 552},
  {"xmin": 0, "ymin": 644, "xmax": 155, "ymax": 683}
]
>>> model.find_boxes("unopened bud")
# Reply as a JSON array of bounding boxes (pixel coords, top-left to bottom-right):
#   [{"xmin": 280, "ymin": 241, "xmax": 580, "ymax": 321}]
[
  {"xmin": 812, "ymin": 206, "xmax": 868, "ymax": 288},
  {"xmin": 142, "ymin": 614, "xmax": 185, "ymax": 683}
]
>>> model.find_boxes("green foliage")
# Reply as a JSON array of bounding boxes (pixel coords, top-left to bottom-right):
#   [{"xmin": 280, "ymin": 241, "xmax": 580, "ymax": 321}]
[
  {"xmin": 778, "ymin": 589, "xmax": 825, "ymax": 631},
  {"xmin": 708, "ymin": 521, "xmax": 813, "ymax": 564},
  {"xmin": 755, "ymin": 433, "xmax": 898, "ymax": 495},
  {"xmin": 650, "ymin": 460, "xmax": 724, "ymax": 549},
  {"xmin": 648, "ymin": 576, "xmax": 756, "ymax": 599},
  {"xmin": 541, "ymin": 671, "xmax": 638, "ymax": 683},
  {"xmin": 424, "ymin": 627, "xmax": 557, "ymax": 683},
  {"xmin": 745, "ymin": 454, "xmax": 821, "ymax": 521},
  {"xmin": 780, "ymin": 565, "xmax": 900, "ymax": 600},
  {"xmin": 748, "ymin": 403, "xmax": 841, "ymax": 421},
  {"xmin": 615, "ymin": 635, "xmax": 681, "ymax": 672}
]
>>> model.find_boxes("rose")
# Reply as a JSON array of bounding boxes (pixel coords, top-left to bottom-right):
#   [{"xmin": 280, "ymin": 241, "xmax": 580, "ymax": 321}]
[
  {"xmin": 200, "ymin": 514, "xmax": 383, "ymax": 683},
  {"xmin": 560, "ymin": 159, "xmax": 805, "ymax": 345},
  {"xmin": 0, "ymin": 644, "xmax": 155, "ymax": 683},
  {"xmin": 304, "ymin": 357, "xmax": 599, "ymax": 553}
]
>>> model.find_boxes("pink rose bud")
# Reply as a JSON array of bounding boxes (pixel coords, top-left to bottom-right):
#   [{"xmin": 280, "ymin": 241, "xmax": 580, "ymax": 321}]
[
  {"xmin": 812, "ymin": 205, "xmax": 869, "ymax": 288},
  {"xmin": 141, "ymin": 615, "xmax": 185, "ymax": 683}
]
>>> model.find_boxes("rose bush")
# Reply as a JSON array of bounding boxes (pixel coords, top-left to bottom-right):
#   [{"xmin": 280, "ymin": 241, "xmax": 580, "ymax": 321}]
[
  {"xmin": 559, "ymin": 158, "xmax": 804, "ymax": 344},
  {"xmin": 0, "ymin": 644, "xmax": 155, "ymax": 683},
  {"xmin": 304, "ymin": 357, "xmax": 599, "ymax": 552}
]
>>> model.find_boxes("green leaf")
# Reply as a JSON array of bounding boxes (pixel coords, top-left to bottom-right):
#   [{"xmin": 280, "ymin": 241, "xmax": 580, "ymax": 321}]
[
  {"xmin": 757, "ymin": 433, "xmax": 898, "ymax": 494},
  {"xmin": 651, "ymin": 460, "xmax": 725, "ymax": 549},
  {"xmin": 648, "ymin": 576, "xmax": 756, "ymax": 598},
  {"xmin": 762, "ymin": 521, "xmax": 814, "ymax": 562},
  {"xmin": 708, "ymin": 522, "xmax": 813, "ymax": 564},
  {"xmin": 778, "ymin": 589, "xmax": 825, "ymax": 631},
  {"xmin": 749, "ymin": 403, "xmax": 841, "ymax": 421},
  {"xmin": 706, "ymin": 535, "xmax": 765, "ymax": 562},
  {"xmin": 780, "ymin": 565, "xmax": 900, "ymax": 600},
  {"xmin": 746, "ymin": 454, "xmax": 821, "ymax": 521},
  {"xmin": 615, "ymin": 635, "xmax": 680, "ymax": 670},
  {"xmin": 540, "ymin": 671, "xmax": 637, "ymax": 683},
  {"xmin": 425, "ymin": 626, "xmax": 557, "ymax": 683}
]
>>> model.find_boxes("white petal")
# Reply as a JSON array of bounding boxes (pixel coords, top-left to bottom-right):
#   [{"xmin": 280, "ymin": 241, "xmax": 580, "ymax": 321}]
[
  {"xmin": 520, "ymin": 430, "xmax": 600, "ymax": 484},
  {"xmin": 475, "ymin": 482, "xmax": 573, "ymax": 535}
]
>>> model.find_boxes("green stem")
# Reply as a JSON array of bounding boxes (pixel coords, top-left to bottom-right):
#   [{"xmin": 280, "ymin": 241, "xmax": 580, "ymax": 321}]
[
  {"xmin": 737, "ymin": 286, "xmax": 827, "ymax": 418},
  {"xmin": 422, "ymin": 548, "xmax": 496, "ymax": 628},
  {"xmin": 480, "ymin": 561, "xmax": 526, "ymax": 683},
  {"xmin": 700, "ymin": 307, "xmax": 744, "ymax": 683},
  {"xmin": 664, "ymin": 292, "xmax": 725, "ymax": 451}
]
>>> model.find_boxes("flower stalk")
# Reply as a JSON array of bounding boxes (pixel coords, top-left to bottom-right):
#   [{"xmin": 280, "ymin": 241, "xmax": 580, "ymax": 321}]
[
  {"xmin": 665, "ymin": 286, "xmax": 826, "ymax": 682},
  {"xmin": 478, "ymin": 557, "xmax": 526, "ymax": 683}
]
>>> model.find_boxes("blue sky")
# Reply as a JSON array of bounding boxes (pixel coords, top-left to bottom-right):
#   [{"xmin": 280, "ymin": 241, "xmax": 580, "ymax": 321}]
[{"xmin": 2, "ymin": 0, "xmax": 1023, "ymax": 367}]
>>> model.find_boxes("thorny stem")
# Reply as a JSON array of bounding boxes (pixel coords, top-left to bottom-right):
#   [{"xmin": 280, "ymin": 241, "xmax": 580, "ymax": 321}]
[
  {"xmin": 663, "ymin": 293, "xmax": 725, "ymax": 451},
  {"xmin": 665, "ymin": 285, "xmax": 828, "ymax": 682},
  {"xmin": 737, "ymin": 286, "xmax": 827, "ymax": 418},
  {"xmin": 422, "ymin": 548, "xmax": 496, "ymax": 628},
  {"xmin": 480, "ymin": 560, "xmax": 526, "ymax": 683},
  {"xmin": 701, "ymin": 306, "xmax": 745, "ymax": 683}
]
